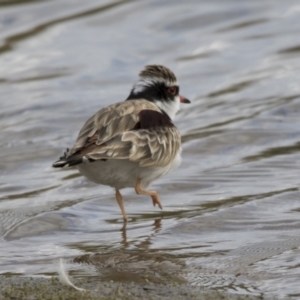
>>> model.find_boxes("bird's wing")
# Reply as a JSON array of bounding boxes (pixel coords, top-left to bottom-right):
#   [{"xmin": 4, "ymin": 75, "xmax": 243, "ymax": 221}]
[
  {"xmin": 67, "ymin": 99, "xmax": 161, "ymax": 156},
  {"xmin": 59, "ymin": 99, "xmax": 181, "ymax": 168},
  {"xmin": 87, "ymin": 126, "xmax": 181, "ymax": 168}
]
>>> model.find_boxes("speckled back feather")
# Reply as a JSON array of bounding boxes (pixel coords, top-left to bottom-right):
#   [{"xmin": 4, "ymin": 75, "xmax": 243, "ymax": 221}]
[{"xmin": 56, "ymin": 99, "xmax": 181, "ymax": 168}]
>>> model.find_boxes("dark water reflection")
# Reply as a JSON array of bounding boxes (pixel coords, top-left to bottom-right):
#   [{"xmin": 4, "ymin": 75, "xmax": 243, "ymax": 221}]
[{"xmin": 1, "ymin": 0, "xmax": 300, "ymax": 298}]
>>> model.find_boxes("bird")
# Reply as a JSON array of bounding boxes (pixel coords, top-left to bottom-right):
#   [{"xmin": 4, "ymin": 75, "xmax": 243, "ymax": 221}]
[{"xmin": 52, "ymin": 65, "xmax": 190, "ymax": 221}]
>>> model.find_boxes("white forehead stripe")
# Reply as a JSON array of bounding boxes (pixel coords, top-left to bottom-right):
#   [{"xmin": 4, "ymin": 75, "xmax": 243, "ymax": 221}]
[{"xmin": 132, "ymin": 77, "xmax": 178, "ymax": 94}]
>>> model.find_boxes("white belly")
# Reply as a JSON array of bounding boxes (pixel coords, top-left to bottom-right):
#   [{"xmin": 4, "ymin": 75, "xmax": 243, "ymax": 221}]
[{"xmin": 77, "ymin": 154, "xmax": 182, "ymax": 190}]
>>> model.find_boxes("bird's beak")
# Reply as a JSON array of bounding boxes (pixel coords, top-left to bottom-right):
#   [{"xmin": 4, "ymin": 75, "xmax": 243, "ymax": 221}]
[{"xmin": 179, "ymin": 95, "xmax": 191, "ymax": 103}]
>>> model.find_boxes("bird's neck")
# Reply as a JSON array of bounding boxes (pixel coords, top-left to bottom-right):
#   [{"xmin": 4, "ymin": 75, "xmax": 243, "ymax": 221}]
[{"xmin": 153, "ymin": 97, "xmax": 179, "ymax": 121}]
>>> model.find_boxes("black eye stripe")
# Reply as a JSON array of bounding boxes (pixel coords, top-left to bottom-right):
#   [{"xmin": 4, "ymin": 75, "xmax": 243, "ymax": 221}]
[{"xmin": 127, "ymin": 81, "xmax": 179, "ymax": 102}]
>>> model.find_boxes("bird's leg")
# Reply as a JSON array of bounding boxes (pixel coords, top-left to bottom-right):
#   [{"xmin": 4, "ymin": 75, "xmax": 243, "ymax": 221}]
[
  {"xmin": 115, "ymin": 189, "xmax": 127, "ymax": 221},
  {"xmin": 135, "ymin": 178, "xmax": 163, "ymax": 209}
]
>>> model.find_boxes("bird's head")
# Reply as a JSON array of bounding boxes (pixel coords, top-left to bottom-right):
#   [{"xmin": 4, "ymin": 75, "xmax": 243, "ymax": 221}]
[{"xmin": 127, "ymin": 65, "xmax": 190, "ymax": 120}]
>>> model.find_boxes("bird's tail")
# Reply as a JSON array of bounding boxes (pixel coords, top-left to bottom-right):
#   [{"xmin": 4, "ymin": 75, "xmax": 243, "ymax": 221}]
[{"xmin": 52, "ymin": 148, "xmax": 83, "ymax": 168}]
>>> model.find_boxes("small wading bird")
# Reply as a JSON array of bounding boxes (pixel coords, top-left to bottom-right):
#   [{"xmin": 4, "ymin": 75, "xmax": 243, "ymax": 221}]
[{"xmin": 53, "ymin": 65, "xmax": 190, "ymax": 220}]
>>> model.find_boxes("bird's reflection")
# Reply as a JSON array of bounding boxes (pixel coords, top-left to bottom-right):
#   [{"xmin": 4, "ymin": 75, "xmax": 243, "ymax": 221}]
[
  {"xmin": 119, "ymin": 217, "xmax": 163, "ymax": 248},
  {"xmin": 71, "ymin": 216, "xmax": 164, "ymax": 263},
  {"xmin": 120, "ymin": 221, "xmax": 128, "ymax": 247}
]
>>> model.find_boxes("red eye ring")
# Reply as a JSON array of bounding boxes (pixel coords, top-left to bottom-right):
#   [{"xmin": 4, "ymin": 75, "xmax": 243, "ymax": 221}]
[{"xmin": 167, "ymin": 86, "xmax": 178, "ymax": 96}]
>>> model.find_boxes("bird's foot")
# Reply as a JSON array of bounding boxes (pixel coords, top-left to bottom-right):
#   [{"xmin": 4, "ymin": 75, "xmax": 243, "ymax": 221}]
[{"xmin": 151, "ymin": 195, "xmax": 162, "ymax": 210}]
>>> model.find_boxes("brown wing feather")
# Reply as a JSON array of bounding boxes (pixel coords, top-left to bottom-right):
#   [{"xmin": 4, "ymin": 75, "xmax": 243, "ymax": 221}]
[
  {"xmin": 66, "ymin": 99, "xmax": 181, "ymax": 167},
  {"xmin": 123, "ymin": 127, "xmax": 181, "ymax": 167},
  {"xmin": 67, "ymin": 100, "xmax": 161, "ymax": 157},
  {"xmin": 84, "ymin": 127, "xmax": 181, "ymax": 167}
]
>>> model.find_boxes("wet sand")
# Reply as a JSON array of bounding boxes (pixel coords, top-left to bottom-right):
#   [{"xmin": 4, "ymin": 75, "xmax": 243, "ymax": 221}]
[{"xmin": 0, "ymin": 276, "xmax": 275, "ymax": 300}]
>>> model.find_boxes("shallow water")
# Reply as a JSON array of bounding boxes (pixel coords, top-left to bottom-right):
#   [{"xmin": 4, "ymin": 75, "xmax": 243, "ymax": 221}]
[{"xmin": 1, "ymin": 0, "xmax": 300, "ymax": 298}]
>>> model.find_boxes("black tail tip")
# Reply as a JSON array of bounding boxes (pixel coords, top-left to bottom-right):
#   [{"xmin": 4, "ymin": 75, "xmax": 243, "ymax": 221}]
[
  {"xmin": 52, "ymin": 148, "xmax": 71, "ymax": 168},
  {"xmin": 52, "ymin": 160, "xmax": 68, "ymax": 168}
]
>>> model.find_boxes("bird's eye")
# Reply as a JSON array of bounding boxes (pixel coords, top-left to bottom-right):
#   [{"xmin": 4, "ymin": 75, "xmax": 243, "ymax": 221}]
[{"xmin": 167, "ymin": 86, "xmax": 178, "ymax": 96}]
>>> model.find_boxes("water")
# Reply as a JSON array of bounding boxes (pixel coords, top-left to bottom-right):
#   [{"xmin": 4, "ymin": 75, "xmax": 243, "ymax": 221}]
[{"xmin": 1, "ymin": 0, "xmax": 300, "ymax": 298}]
